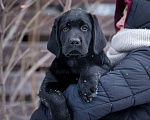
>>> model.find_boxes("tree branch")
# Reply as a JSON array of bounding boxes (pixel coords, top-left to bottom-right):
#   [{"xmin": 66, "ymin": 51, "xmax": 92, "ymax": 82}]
[
  {"xmin": 10, "ymin": 53, "xmax": 54, "ymax": 102},
  {"xmin": 0, "ymin": 0, "xmax": 4, "ymax": 10},
  {"xmin": 0, "ymin": 12, "xmax": 7, "ymax": 120},
  {"xmin": 4, "ymin": 0, "xmax": 54, "ymax": 83},
  {"xmin": 63, "ymin": 0, "xmax": 72, "ymax": 12},
  {"xmin": 2, "ymin": 0, "xmax": 34, "ymax": 48}
]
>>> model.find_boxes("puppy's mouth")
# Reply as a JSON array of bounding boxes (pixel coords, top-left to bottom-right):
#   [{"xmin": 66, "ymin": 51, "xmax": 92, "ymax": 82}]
[{"xmin": 66, "ymin": 50, "xmax": 86, "ymax": 57}]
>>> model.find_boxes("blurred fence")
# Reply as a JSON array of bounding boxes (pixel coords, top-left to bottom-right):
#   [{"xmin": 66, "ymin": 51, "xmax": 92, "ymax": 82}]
[{"xmin": 0, "ymin": 0, "xmax": 115, "ymax": 119}]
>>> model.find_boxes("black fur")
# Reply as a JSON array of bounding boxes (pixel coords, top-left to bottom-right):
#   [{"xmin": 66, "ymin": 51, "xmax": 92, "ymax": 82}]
[{"xmin": 39, "ymin": 9, "xmax": 110, "ymax": 120}]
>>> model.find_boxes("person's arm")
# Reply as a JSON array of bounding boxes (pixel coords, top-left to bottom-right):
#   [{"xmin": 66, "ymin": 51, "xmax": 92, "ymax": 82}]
[
  {"xmin": 101, "ymin": 102, "xmax": 150, "ymax": 120},
  {"xmin": 64, "ymin": 47, "xmax": 150, "ymax": 120}
]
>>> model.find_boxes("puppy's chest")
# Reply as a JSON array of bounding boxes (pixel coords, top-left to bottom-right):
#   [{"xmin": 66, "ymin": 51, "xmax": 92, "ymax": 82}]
[
  {"xmin": 67, "ymin": 58, "xmax": 84, "ymax": 71},
  {"xmin": 57, "ymin": 60, "xmax": 83, "ymax": 82}
]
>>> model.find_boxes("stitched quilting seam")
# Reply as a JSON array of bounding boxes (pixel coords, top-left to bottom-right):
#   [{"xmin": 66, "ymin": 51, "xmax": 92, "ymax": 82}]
[
  {"xmin": 119, "ymin": 70, "xmax": 135, "ymax": 106},
  {"xmin": 98, "ymin": 78, "xmax": 113, "ymax": 111},
  {"xmin": 73, "ymin": 87, "xmax": 150, "ymax": 112},
  {"xmin": 130, "ymin": 56, "xmax": 150, "ymax": 79}
]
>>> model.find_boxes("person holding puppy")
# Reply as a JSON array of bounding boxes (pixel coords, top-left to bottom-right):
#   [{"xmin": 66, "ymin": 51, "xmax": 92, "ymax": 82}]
[
  {"xmin": 64, "ymin": 0, "xmax": 150, "ymax": 119},
  {"xmin": 31, "ymin": 0, "xmax": 150, "ymax": 119}
]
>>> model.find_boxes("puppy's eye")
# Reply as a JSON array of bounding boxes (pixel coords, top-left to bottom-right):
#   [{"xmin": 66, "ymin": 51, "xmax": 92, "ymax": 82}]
[
  {"xmin": 63, "ymin": 26, "xmax": 69, "ymax": 32},
  {"xmin": 81, "ymin": 25, "xmax": 88, "ymax": 31}
]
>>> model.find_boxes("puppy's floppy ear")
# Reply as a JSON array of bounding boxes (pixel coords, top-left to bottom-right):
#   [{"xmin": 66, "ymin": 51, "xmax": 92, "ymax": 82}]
[
  {"xmin": 47, "ymin": 18, "xmax": 60, "ymax": 58},
  {"xmin": 90, "ymin": 14, "xmax": 107, "ymax": 55}
]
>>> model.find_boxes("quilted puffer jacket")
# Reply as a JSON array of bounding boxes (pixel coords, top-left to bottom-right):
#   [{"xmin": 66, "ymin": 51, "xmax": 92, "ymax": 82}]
[{"xmin": 64, "ymin": 47, "xmax": 150, "ymax": 120}]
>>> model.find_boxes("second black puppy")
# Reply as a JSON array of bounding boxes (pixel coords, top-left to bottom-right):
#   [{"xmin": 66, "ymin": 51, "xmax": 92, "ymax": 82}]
[{"xmin": 39, "ymin": 9, "xmax": 110, "ymax": 120}]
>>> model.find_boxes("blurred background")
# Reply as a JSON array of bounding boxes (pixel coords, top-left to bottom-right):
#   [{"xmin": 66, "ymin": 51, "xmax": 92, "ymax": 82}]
[{"xmin": 0, "ymin": 0, "xmax": 116, "ymax": 119}]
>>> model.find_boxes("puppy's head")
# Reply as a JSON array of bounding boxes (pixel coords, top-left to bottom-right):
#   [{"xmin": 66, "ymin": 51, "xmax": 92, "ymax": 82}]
[{"xmin": 47, "ymin": 9, "xmax": 106, "ymax": 58}]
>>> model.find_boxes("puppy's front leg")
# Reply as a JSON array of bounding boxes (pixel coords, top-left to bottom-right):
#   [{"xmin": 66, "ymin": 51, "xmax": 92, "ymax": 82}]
[
  {"xmin": 38, "ymin": 70, "xmax": 71, "ymax": 120},
  {"xmin": 78, "ymin": 66, "xmax": 106, "ymax": 102}
]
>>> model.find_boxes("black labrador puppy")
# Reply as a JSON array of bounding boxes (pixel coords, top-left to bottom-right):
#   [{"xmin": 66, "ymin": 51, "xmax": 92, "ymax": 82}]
[{"xmin": 38, "ymin": 9, "xmax": 110, "ymax": 120}]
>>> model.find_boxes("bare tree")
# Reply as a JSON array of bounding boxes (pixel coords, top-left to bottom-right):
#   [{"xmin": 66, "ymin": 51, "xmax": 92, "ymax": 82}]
[{"xmin": 0, "ymin": 0, "xmax": 55, "ymax": 119}]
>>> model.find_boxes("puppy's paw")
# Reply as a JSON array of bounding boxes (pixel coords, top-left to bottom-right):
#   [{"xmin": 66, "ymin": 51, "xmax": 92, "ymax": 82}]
[
  {"xmin": 40, "ymin": 89, "xmax": 72, "ymax": 120},
  {"xmin": 78, "ymin": 76, "xmax": 98, "ymax": 102}
]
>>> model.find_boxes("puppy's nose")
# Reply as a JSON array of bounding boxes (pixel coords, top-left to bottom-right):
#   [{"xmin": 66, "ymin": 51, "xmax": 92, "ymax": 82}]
[{"xmin": 69, "ymin": 38, "xmax": 81, "ymax": 45}]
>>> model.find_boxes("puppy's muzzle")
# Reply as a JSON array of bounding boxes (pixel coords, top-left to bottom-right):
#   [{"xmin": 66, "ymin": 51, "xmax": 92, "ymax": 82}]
[{"xmin": 69, "ymin": 38, "xmax": 81, "ymax": 46}]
